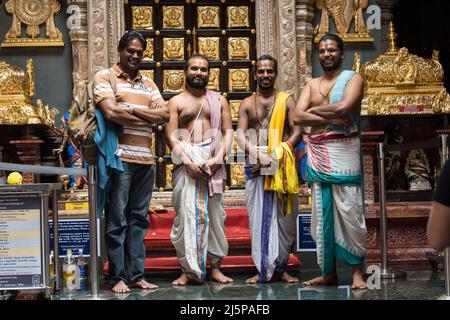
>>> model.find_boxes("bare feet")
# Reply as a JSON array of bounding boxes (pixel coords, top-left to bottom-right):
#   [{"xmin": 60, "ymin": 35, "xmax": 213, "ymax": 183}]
[
  {"xmin": 302, "ymin": 273, "xmax": 338, "ymax": 287},
  {"xmin": 172, "ymin": 273, "xmax": 194, "ymax": 286},
  {"xmin": 351, "ymin": 267, "xmax": 367, "ymax": 290},
  {"xmin": 129, "ymin": 279, "xmax": 159, "ymax": 290},
  {"xmin": 210, "ymin": 268, "xmax": 234, "ymax": 284},
  {"xmin": 246, "ymin": 274, "xmax": 260, "ymax": 284},
  {"xmin": 112, "ymin": 280, "xmax": 130, "ymax": 293},
  {"xmin": 280, "ymin": 271, "xmax": 299, "ymax": 284}
]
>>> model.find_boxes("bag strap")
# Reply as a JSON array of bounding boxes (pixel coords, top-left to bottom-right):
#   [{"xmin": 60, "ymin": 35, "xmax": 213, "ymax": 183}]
[{"xmin": 109, "ymin": 68, "xmax": 118, "ymax": 94}]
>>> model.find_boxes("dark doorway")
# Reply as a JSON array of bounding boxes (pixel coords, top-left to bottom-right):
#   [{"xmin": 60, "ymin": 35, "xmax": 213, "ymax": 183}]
[{"xmin": 393, "ymin": 0, "xmax": 450, "ymax": 91}]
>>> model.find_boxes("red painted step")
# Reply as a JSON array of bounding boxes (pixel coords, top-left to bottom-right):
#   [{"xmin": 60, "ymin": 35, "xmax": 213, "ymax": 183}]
[
  {"xmin": 145, "ymin": 208, "xmax": 252, "ymax": 250},
  {"xmin": 103, "ymin": 207, "xmax": 301, "ymax": 274}
]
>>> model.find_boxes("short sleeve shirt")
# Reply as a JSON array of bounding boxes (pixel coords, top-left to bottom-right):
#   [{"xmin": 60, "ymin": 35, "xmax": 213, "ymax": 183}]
[{"xmin": 93, "ymin": 64, "xmax": 164, "ymax": 165}]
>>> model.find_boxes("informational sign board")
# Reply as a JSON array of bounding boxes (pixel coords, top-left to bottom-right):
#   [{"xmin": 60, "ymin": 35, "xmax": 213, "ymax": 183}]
[
  {"xmin": 296, "ymin": 212, "xmax": 317, "ymax": 252},
  {"xmin": 0, "ymin": 192, "xmax": 45, "ymax": 290},
  {"xmin": 49, "ymin": 219, "xmax": 90, "ymax": 257}
]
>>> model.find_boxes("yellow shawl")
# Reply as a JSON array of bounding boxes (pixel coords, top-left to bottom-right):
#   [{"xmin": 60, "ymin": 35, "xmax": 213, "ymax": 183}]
[{"xmin": 264, "ymin": 92, "xmax": 299, "ymax": 214}]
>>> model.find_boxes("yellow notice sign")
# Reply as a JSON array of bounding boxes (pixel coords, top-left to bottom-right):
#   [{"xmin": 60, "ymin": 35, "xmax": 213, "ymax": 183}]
[{"xmin": 65, "ymin": 202, "xmax": 89, "ymax": 211}]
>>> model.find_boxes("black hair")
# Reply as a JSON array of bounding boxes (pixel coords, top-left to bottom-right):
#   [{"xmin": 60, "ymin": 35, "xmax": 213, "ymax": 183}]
[
  {"xmin": 319, "ymin": 33, "xmax": 344, "ymax": 52},
  {"xmin": 184, "ymin": 54, "xmax": 210, "ymax": 72},
  {"xmin": 118, "ymin": 31, "xmax": 147, "ymax": 51},
  {"xmin": 255, "ymin": 54, "xmax": 278, "ymax": 74}
]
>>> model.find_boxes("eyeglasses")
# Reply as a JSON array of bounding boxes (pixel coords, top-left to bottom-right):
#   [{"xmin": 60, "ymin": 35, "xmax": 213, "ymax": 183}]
[{"xmin": 318, "ymin": 48, "xmax": 340, "ymax": 54}]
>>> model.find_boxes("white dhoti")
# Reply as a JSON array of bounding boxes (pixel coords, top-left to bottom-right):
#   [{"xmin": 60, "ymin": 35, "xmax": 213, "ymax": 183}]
[
  {"xmin": 170, "ymin": 140, "xmax": 228, "ymax": 281},
  {"xmin": 245, "ymin": 165, "xmax": 298, "ymax": 282}
]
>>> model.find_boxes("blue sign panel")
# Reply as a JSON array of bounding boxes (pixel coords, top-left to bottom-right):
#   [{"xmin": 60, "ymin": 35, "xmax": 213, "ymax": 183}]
[
  {"xmin": 296, "ymin": 212, "xmax": 316, "ymax": 252},
  {"xmin": 49, "ymin": 219, "xmax": 90, "ymax": 257}
]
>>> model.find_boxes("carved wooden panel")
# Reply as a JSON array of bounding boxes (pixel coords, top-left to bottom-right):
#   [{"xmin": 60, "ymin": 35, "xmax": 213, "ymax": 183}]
[{"xmin": 125, "ymin": 0, "xmax": 256, "ymax": 190}]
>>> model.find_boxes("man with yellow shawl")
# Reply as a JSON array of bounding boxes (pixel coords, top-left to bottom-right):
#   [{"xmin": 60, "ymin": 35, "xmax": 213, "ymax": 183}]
[
  {"xmin": 294, "ymin": 34, "xmax": 367, "ymax": 290},
  {"xmin": 237, "ymin": 55, "xmax": 302, "ymax": 283}
]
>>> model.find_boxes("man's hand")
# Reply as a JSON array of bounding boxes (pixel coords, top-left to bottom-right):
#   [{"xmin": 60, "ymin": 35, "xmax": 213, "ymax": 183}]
[
  {"xmin": 150, "ymin": 100, "xmax": 165, "ymax": 109},
  {"xmin": 257, "ymin": 151, "xmax": 274, "ymax": 168},
  {"xmin": 203, "ymin": 158, "xmax": 221, "ymax": 177},
  {"xmin": 185, "ymin": 163, "xmax": 209, "ymax": 181}
]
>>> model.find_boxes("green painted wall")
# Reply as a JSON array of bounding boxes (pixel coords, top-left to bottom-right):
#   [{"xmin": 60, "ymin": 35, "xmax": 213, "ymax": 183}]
[
  {"xmin": 311, "ymin": 0, "xmax": 382, "ymax": 78},
  {"xmin": 0, "ymin": 1, "xmax": 73, "ymax": 126}
]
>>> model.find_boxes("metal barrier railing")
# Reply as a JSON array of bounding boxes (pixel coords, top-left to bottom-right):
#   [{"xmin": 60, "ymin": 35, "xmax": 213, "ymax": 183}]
[
  {"xmin": 376, "ymin": 143, "xmax": 406, "ymax": 279},
  {"xmin": 377, "ymin": 133, "xmax": 450, "ymax": 294},
  {"xmin": 0, "ymin": 162, "xmax": 99, "ymax": 298}
]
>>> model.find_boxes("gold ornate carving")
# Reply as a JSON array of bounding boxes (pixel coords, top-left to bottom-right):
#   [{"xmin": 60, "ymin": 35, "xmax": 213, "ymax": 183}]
[
  {"xmin": 227, "ymin": 6, "xmax": 249, "ymax": 28},
  {"xmin": 163, "ymin": 70, "xmax": 185, "ymax": 93},
  {"xmin": 229, "ymin": 69, "xmax": 250, "ymax": 91},
  {"xmin": 165, "ymin": 164, "xmax": 174, "ymax": 189},
  {"xmin": 228, "ymin": 37, "xmax": 250, "ymax": 60},
  {"xmin": 131, "ymin": 6, "xmax": 153, "ymax": 30},
  {"xmin": 198, "ymin": 37, "xmax": 220, "ymax": 60},
  {"xmin": 229, "ymin": 100, "xmax": 240, "ymax": 121},
  {"xmin": 359, "ymin": 23, "xmax": 450, "ymax": 115},
  {"xmin": 207, "ymin": 68, "xmax": 220, "ymax": 91},
  {"xmin": 0, "ymin": 59, "xmax": 58, "ymax": 126},
  {"xmin": 141, "ymin": 70, "xmax": 154, "ymax": 81},
  {"xmin": 143, "ymin": 38, "xmax": 154, "ymax": 61},
  {"xmin": 314, "ymin": 0, "xmax": 373, "ymax": 43},
  {"xmin": 151, "ymin": 133, "xmax": 155, "ymax": 155},
  {"xmin": 163, "ymin": 38, "xmax": 184, "ymax": 61},
  {"xmin": 163, "ymin": 6, "xmax": 184, "ymax": 29},
  {"xmin": 353, "ymin": 52, "xmax": 361, "ymax": 74},
  {"xmin": 2, "ymin": 0, "xmax": 64, "ymax": 47},
  {"xmin": 198, "ymin": 6, "xmax": 220, "ymax": 28},
  {"xmin": 231, "ymin": 164, "xmax": 245, "ymax": 186},
  {"xmin": 231, "ymin": 133, "xmax": 240, "ymax": 154},
  {"xmin": 36, "ymin": 98, "xmax": 59, "ymax": 133}
]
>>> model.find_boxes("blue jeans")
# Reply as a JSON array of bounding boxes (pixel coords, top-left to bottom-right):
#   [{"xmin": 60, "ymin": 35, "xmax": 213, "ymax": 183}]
[{"xmin": 105, "ymin": 162, "xmax": 155, "ymax": 285}]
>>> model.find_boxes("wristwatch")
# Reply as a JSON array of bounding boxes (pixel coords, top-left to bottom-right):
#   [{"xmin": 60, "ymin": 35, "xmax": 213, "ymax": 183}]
[{"xmin": 127, "ymin": 105, "xmax": 134, "ymax": 114}]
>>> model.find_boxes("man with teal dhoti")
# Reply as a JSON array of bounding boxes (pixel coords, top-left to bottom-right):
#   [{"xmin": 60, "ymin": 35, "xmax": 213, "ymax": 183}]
[{"xmin": 294, "ymin": 33, "xmax": 367, "ymax": 290}]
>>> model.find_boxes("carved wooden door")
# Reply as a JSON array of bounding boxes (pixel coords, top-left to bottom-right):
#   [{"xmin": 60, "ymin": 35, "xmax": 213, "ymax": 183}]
[{"xmin": 125, "ymin": 0, "xmax": 257, "ymax": 191}]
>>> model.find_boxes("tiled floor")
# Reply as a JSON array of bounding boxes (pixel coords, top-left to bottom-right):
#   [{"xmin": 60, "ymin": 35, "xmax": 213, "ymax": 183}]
[
  {"xmin": 0, "ymin": 265, "xmax": 445, "ymax": 301},
  {"xmin": 4, "ymin": 264, "xmax": 447, "ymax": 301}
]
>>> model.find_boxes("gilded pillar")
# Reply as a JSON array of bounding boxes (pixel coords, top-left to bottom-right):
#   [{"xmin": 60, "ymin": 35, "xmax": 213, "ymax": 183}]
[
  {"xmin": 295, "ymin": 0, "xmax": 315, "ymax": 95},
  {"xmin": 377, "ymin": 0, "xmax": 399, "ymax": 53}
]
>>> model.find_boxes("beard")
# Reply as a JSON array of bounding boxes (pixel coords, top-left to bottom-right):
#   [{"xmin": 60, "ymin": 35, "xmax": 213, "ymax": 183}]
[
  {"xmin": 186, "ymin": 75, "xmax": 209, "ymax": 89},
  {"xmin": 320, "ymin": 58, "xmax": 342, "ymax": 71}
]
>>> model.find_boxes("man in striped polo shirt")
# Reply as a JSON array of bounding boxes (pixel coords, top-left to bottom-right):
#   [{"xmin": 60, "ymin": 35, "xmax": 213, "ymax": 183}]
[{"xmin": 94, "ymin": 31, "xmax": 169, "ymax": 293}]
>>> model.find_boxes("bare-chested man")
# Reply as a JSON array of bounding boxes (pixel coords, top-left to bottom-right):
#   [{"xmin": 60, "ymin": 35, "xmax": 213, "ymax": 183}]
[
  {"xmin": 294, "ymin": 33, "xmax": 367, "ymax": 290},
  {"xmin": 165, "ymin": 54, "xmax": 234, "ymax": 286},
  {"xmin": 237, "ymin": 55, "xmax": 302, "ymax": 284}
]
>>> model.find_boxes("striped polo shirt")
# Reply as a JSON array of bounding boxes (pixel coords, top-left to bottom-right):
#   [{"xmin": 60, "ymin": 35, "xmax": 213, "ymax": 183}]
[{"xmin": 93, "ymin": 63, "xmax": 164, "ymax": 165}]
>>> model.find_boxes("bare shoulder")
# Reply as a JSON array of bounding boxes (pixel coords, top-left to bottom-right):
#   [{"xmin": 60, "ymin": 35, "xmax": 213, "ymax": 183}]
[
  {"xmin": 350, "ymin": 73, "xmax": 364, "ymax": 84},
  {"xmin": 240, "ymin": 94, "xmax": 254, "ymax": 111},
  {"xmin": 286, "ymin": 94, "xmax": 296, "ymax": 109},
  {"xmin": 347, "ymin": 73, "xmax": 364, "ymax": 92},
  {"xmin": 219, "ymin": 94, "xmax": 229, "ymax": 106},
  {"xmin": 168, "ymin": 93, "xmax": 185, "ymax": 109}
]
